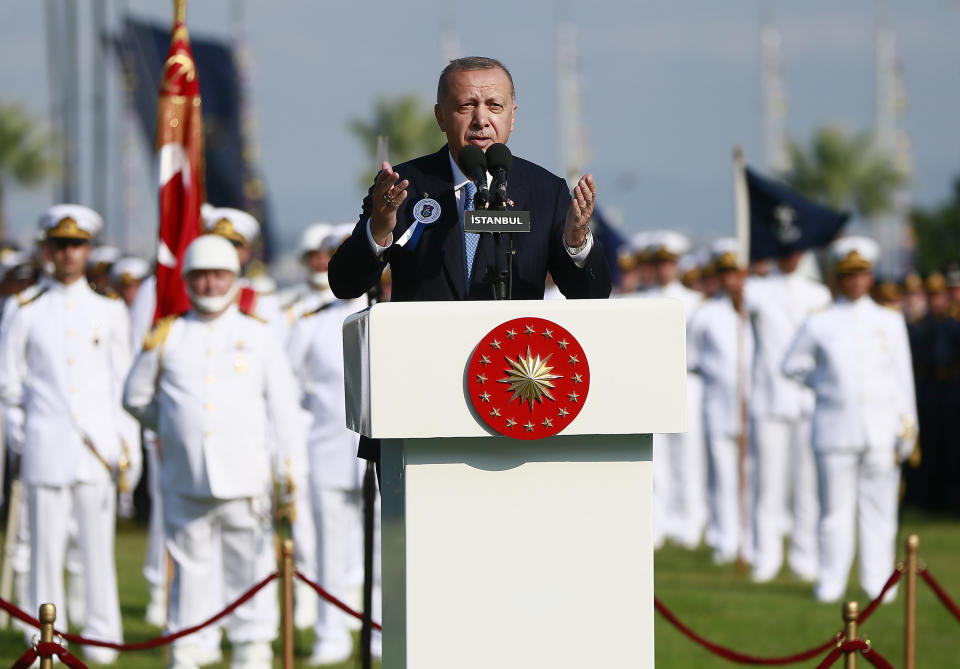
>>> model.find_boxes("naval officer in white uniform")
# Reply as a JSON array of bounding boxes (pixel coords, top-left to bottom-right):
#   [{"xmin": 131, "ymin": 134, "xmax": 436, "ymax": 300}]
[
  {"xmin": 687, "ymin": 239, "xmax": 754, "ymax": 565},
  {"xmin": 783, "ymin": 236, "xmax": 917, "ymax": 603},
  {"xmin": 0, "ymin": 204, "xmax": 139, "ymax": 664},
  {"xmin": 746, "ymin": 251, "xmax": 831, "ymax": 583},
  {"xmin": 645, "ymin": 231, "xmax": 707, "ymax": 549},
  {"xmin": 124, "ymin": 235, "xmax": 307, "ymax": 669}
]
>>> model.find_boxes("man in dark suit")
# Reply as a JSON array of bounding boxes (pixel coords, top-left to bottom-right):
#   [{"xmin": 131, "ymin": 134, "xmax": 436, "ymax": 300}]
[{"xmin": 329, "ymin": 56, "xmax": 611, "ymax": 302}]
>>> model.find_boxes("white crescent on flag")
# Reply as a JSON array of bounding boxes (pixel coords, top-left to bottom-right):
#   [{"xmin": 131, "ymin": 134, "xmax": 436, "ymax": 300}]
[
  {"xmin": 158, "ymin": 142, "xmax": 191, "ymax": 188},
  {"xmin": 157, "ymin": 240, "xmax": 177, "ymax": 268}
]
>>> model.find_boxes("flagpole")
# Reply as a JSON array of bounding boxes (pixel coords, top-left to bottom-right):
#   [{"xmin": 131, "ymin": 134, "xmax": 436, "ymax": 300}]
[{"xmin": 733, "ymin": 145, "xmax": 750, "ymax": 575}]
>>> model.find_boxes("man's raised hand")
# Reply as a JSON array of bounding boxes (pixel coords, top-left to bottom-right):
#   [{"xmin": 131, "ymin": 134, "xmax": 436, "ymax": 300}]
[{"xmin": 370, "ymin": 161, "xmax": 410, "ymax": 246}]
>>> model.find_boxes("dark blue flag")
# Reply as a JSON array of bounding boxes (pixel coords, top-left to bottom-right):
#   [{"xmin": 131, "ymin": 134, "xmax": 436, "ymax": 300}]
[
  {"xmin": 591, "ymin": 207, "xmax": 625, "ymax": 287},
  {"xmin": 115, "ymin": 18, "xmax": 274, "ymax": 260},
  {"xmin": 747, "ymin": 166, "xmax": 849, "ymax": 261}
]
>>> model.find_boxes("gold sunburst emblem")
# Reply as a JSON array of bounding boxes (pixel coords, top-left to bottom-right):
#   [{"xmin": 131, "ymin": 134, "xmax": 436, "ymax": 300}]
[{"xmin": 498, "ymin": 346, "xmax": 563, "ymax": 409}]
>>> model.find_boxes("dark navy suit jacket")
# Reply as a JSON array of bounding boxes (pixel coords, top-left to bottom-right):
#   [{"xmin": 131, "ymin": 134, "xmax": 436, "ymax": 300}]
[
  {"xmin": 329, "ymin": 146, "xmax": 612, "ymax": 461},
  {"xmin": 329, "ymin": 146, "xmax": 612, "ymax": 302}
]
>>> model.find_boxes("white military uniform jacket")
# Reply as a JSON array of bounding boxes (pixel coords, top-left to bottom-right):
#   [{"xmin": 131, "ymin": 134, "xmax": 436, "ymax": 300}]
[
  {"xmin": 123, "ymin": 304, "xmax": 306, "ymax": 499},
  {"xmin": 746, "ymin": 272, "xmax": 831, "ymax": 420},
  {"xmin": 0, "ymin": 279, "xmax": 137, "ymax": 486},
  {"xmin": 782, "ymin": 296, "xmax": 917, "ymax": 455},
  {"xmin": 286, "ymin": 297, "xmax": 366, "ymax": 489},
  {"xmin": 687, "ymin": 293, "xmax": 754, "ymax": 438}
]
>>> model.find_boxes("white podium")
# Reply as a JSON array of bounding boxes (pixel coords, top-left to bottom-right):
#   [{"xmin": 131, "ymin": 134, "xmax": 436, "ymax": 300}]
[{"xmin": 343, "ymin": 299, "xmax": 686, "ymax": 669}]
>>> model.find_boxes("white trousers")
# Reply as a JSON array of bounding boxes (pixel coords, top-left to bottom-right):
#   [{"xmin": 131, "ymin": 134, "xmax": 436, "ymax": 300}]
[
  {"xmin": 26, "ymin": 482, "xmax": 122, "ymax": 655},
  {"xmin": 705, "ymin": 433, "xmax": 753, "ymax": 563},
  {"xmin": 164, "ymin": 494, "xmax": 278, "ymax": 648},
  {"xmin": 312, "ymin": 486, "xmax": 381, "ymax": 650},
  {"xmin": 751, "ymin": 417, "xmax": 819, "ymax": 581},
  {"xmin": 143, "ymin": 444, "xmax": 166, "ymax": 588},
  {"xmin": 813, "ymin": 450, "xmax": 900, "ymax": 603}
]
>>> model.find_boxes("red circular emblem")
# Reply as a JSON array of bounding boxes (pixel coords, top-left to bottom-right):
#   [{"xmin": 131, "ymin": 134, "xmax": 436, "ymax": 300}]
[{"xmin": 466, "ymin": 317, "xmax": 590, "ymax": 440}]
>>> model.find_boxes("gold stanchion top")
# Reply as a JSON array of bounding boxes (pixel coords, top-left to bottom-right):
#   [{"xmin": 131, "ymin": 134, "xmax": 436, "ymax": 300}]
[
  {"xmin": 282, "ymin": 538, "xmax": 294, "ymax": 556},
  {"xmin": 843, "ymin": 601, "xmax": 859, "ymax": 621},
  {"xmin": 907, "ymin": 534, "xmax": 919, "ymax": 550},
  {"xmin": 39, "ymin": 603, "xmax": 56, "ymax": 624}
]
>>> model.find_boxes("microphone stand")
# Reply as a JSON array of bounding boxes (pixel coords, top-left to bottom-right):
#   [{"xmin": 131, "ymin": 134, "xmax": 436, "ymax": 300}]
[{"xmin": 489, "ymin": 200, "xmax": 514, "ymax": 301}]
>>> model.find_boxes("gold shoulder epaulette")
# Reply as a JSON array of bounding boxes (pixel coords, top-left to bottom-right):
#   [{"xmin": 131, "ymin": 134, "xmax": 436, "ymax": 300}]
[
  {"xmin": 240, "ymin": 311, "xmax": 268, "ymax": 324},
  {"xmin": 300, "ymin": 302, "xmax": 336, "ymax": 320},
  {"xmin": 15, "ymin": 286, "xmax": 48, "ymax": 307},
  {"xmin": 142, "ymin": 315, "xmax": 179, "ymax": 352}
]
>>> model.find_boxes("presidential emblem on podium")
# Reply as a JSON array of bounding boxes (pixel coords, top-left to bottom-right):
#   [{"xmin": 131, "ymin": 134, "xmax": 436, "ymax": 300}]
[{"xmin": 466, "ymin": 317, "xmax": 590, "ymax": 439}]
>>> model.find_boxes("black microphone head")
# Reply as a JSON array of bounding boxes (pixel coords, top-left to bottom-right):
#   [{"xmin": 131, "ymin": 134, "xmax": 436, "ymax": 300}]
[
  {"xmin": 485, "ymin": 143, "xmax": 512, "ymax": 172},
  {"xmin": 457, "ymin": 145, "xmax": 487, "ymax": 175}
]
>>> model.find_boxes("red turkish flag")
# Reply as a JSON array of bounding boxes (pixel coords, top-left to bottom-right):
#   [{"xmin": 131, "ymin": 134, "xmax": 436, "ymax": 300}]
[{"xmin": 153, "ymin": 16, "xmax": 204, "ymax": 322}]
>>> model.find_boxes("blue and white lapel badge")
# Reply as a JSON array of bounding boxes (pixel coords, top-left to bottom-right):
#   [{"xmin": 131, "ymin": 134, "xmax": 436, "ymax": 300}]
[{"xmin": 397, "ymin": 195, "xmax": 442, "ymax": 249}]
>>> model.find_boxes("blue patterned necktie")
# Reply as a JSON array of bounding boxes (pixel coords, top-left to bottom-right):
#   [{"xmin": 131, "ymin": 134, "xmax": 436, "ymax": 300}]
[{"xmin": 463, "ymin": 181, "xmax": 479, "ymax": 285}]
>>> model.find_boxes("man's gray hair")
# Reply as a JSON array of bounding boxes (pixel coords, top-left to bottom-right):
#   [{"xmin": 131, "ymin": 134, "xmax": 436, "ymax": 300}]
[{"xmin": 437, "ymin": 56, "xmax": 515, "ymax": 104}]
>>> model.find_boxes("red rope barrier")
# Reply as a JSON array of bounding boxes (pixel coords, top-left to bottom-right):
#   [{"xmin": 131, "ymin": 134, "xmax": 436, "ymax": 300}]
[
  {"xmin": 919, "ymin": 567, "xmax": 960, "ymax": 623},
  {"xmin": 654, "ymin": 597, "xmax": 839, "ymax": 665},
  {"xmin": 0, "ymin": 572, "xmax": 277, "ymax": 652},
  {"xmin": 9, "ymin": 643, "xmax": 89, "ymax": 669},
  {"xmin": 812, "ymin": 647, "xmax": 843, "ymax": 669},
  {"xmin": 9, "ymin": 648, "xmax": 38, "ymax": 669},
  {"xmin": 294, "ymin": 570, "xmax": 382, "ymax": 632},
  {"xmin": 860, "ymin": 645, "xmax": 896, "ymax": 669},
  {"xmin": 858, "ymin": 567, "xmax": 903, "ymax": 626}
]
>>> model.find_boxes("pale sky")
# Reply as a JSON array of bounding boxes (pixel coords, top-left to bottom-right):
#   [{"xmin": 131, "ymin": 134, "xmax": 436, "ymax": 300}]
[{"xmin": 1, "ymin": 0, "xmax": 959, "ymax": 260}]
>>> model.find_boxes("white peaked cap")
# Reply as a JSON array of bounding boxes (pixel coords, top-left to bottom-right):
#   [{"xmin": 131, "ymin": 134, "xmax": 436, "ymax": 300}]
[
  {"xmin": 39, "ymin": 204, "xmax": 104, "ymax": 240},
  {"xmin": 110, "ymin": 256, "xmax": 151, "ymax": 284},
  {"xmin": 320, "ymin": 223, "xmax": 356, "ymax": 254},
  {"xmin": 650, "ymin": 230, "xmax": 691, "ymax": 259},
  {"xmin": 88, "ymin": 245, "xmax": 123, "ymax": 267},
  {"xmin": 831, "ymin": 236, "xmax": 880, "ymax": 273},
  {"xmin": 182, "ymin": 235, "xmax": 240, "ymax": 276},
  {"xmin": 202, "ymin": 205, "xmax": 261, "ymax": 245},
  {"xmin": 299, "ymin": 222, "xmax": 334, "ymax": 254},
  {"xmin": 629, "ymin": 231, "xmax": 652, "ymax": 254},
  {"xmin": 710, "ymin": 237, "xmax": 741, "ymax": 269}
]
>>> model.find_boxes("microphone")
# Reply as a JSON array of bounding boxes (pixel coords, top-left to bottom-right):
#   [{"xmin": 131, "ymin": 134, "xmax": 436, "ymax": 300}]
[
  {"xmin": 485, "ymin": 143, "xmax": 512, "ymax": 210},
  {"xmin": 457, "ymin": 145, "xmax": 489, "ymax": 210}
]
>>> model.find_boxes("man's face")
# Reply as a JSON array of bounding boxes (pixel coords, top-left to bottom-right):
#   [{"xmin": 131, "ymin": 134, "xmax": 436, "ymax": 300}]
[
  {"xmin": 719, "ymin": 268, "xmax": 746, "ymax": 297},
  {"xmin": 777, "ymin": 251, "xmax": 804, "ymax": 274},
  {"xmin": 117, "ymin": 281, "xmax": 141, "ymax": 307},
  {"xmin": 45, "ymin": 239, "xmax": 91, "ymax": 283},
  {"xmin": 304, "ymin": 249, "xmax": 331, "ymax": 274},
  {"xmin": 233, "ymin": 242, "xmax": 252, "ymax": 267},
  {"xmin": 186, "ymin": 269, "xmax": 236, "ymax": 297},
  {"xmin": 653, "ymin": 259, "xmax": 678, "ymax": 287},
  {"xmin": 928, "ymin": 291, "xmax": 950, "ymax": 318},
  {"xmin": 837, "ymin": 272, "xmax": 874, "ymax": 300},
  {"xmin": 434, "ymin": 67, "xmax": 516, "ymax": 163}
]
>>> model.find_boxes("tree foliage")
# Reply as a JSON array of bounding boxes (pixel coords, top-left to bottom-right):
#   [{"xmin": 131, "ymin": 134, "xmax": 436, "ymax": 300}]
[
  {"xmin": 783, "ymin": 125, "xmax": 906, "ymax": 220},
  {"xmin": 348, "ymin": 95, "xmax": 441, "ymax": 190},
  {"xmin": 911, "ymin": 179, "xmax": 960, "ymax": 274},
  {"xmin": 0, "ymin": 102, "xmax": 54, "ymax": 237}
]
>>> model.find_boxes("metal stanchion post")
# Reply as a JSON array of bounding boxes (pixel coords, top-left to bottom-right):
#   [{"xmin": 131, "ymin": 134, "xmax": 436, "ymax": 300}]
[
  {"xmin": 38, "ymin": 602, "xmax": 56, "ymax": 669},
  {"xmin": 905, "ymin": 534, "xmax": 919, "ymax": 669},
  {"xmin": 281, "ymin": 539, "xmax": 295, "ymax": 669},
  {"xmin": 843, "ymin": 601, "xmax": 859, "ymax": 669},
  {"xmin": 360, "ymin": 460, "xmax": 376, "ymax": 669}
]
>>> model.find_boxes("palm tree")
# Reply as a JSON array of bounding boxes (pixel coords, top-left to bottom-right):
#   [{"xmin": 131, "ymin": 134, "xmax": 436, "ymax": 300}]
[
  {"xmin": 0, "ymin": 103, "xmax": 53, "ymax": 238},
  {"xmin": 348, "ymin": 95, "xmax": 441, "ymax": 189},
  {"xmin": 783, "ymin": 125, "xmax": 906, "ymax": 220}
]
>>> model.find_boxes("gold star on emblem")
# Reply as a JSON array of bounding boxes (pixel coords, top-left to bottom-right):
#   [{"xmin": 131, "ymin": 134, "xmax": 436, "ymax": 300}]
[
  {"xmin": 558, "ymin": 407, "xmax": 569, "ymax": 418},
  {"xmin": 524, "ymin": 325, "xmax": 536, "ymax": 335},
  {"xmin": 568, "ymin": 354, "xmax": 580, "ymax": 365},
  {"xmin": 498, "ymin": 346, "xmax": 562, "ymax": 408},
  {"xmin": 490, "ymin": 338, "xmax": 501, "ymax": 350},
  {"xmin": 476, "ymin": 373, "xmax": 487, "ymax": 384},
  {"xmin": 557, "ymin": 338, "xmax": 569, "ymax": 350},
  {"xmin": 572, "ymin": 373, "xmax": 582, "ymax": 384},
  {"xmin": 490, "ymin": 407, "xmax": 501, "ymax": 417},
  {"xmin": 542, "ymin": 328, "xmax": 553, "ymax": 339},
  {"xmin": 568, "ymin": 391, "xmax": 579, "ymax": 403},
  {"xmin": 523, "ymin": 421, "xmax": 535, "ymax": 432},
  {"xmin": 480, "ymin": 354, "xmax": 491, "ymax": 366},
  {"xmin": 505, "ymin": 418, "xmax": 517, "ymax": 428},
  {"xmin": 542, "ymin": 417, "xmax": 553, "ymax": 428},
  {"xmin": 506, "ymin": 328, "xmax": 517, "ymax": 340},
  {"xmin": 479, "ymin": 391, "xmax": 491, "ymax": 403}
]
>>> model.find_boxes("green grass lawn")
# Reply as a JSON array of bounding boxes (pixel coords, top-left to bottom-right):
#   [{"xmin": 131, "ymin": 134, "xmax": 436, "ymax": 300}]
[{"xmin": 2, "ymin": 509, "xmax": 959, "ymax": 667}]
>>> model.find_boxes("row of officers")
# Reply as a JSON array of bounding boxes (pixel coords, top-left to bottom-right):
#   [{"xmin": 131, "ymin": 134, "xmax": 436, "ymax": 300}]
[
  {"xmin": 0, "ymin": 204, "xmax": 371, "ymax": 668},
  {"xmin": 0, "ymin": 201, "xmax": 947, "ymax": 666},
  {"xmin": 617, "ymin": 230, "xmax": 926, "ymax": 607}
]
